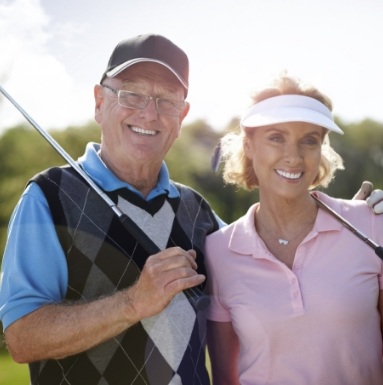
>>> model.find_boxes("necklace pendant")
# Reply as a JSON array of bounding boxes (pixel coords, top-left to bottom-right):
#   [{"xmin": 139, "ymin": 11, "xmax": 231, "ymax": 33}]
[{"xmin": 278, "ymin": 238, "xmax": 289, "ymax": 245}]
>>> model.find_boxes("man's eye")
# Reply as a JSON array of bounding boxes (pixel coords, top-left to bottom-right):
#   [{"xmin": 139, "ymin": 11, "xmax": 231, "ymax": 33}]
[{"xmin": 125, "ymin": 92, "xmax": 143, "ymax": 102}]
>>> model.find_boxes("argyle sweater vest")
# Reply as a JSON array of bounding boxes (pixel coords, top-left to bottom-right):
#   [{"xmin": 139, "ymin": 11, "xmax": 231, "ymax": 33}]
[{"xmin": 28, "ymin": 166, "xmax": 219, "ymax": 385}]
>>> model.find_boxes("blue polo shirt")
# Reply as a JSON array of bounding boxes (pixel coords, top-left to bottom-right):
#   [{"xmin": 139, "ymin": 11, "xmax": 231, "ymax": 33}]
[{"xmin": 0, "ymin": 142, "xmax": 183, "ymax": 330}]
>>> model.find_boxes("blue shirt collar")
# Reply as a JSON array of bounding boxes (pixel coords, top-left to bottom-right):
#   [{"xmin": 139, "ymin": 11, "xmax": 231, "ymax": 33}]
[{"xmin": 78, "ymin": 142, "xmax": 179, "ymax": 201}]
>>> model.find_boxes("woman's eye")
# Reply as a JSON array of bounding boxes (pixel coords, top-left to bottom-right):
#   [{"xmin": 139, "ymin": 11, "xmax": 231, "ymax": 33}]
[
  {"xmin": 303, "ymin": 137, "xmax": 319, "ymax": 145},
  {"xmin": 269, "ymin": 135, "xmax": 284, "ymax": 142}
]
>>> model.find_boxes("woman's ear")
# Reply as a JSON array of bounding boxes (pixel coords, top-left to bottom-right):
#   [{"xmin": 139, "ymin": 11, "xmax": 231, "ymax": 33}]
[{"xmin": 243, "ymin": 135, "xmax": 253, "ymax": 159}]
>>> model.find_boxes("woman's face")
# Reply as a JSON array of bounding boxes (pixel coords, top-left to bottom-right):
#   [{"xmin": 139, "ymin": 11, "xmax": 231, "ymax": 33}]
[{"xmin": 244, "ymin": 122, "xmax": 324, "ymax": 200}]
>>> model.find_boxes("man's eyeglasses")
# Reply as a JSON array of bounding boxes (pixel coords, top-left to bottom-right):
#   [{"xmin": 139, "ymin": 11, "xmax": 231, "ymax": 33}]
[{"xmin": 101, "ymin": 84, "xmax": 187, "ymax": 117}]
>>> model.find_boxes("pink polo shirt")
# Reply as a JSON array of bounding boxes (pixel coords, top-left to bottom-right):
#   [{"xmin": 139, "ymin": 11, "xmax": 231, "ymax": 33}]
[{"xmin": 205, "ymin": 192, "xmax": 383, "ymax": 385}]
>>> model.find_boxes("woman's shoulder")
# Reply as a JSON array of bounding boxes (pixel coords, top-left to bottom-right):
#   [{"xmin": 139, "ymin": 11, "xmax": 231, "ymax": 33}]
[
  {"xmin": 315, "ymin": 191, "xmax": 369, "ymax": 211},
  {"xmin": 206, "ymin": 204, "xmax": 258, "ymax": 243},
  {"xmin": 314, "ymin": 191, "xmax": 381, "ymax": 227}
]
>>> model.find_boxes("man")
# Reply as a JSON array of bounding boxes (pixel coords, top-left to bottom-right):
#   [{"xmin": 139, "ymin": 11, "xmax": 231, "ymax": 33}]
[{"xmin": 0, "ymin": 34, "xmax": 219, "ymax": 385}]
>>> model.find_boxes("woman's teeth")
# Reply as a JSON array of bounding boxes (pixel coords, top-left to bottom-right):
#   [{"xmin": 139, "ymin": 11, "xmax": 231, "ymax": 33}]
[{"xmin": 276, "ymin": 170, "xmax": 302, "ymax": 180}]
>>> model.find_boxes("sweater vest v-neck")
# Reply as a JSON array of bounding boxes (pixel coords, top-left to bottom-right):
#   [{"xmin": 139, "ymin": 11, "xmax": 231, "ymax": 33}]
[{"xmin": 28, "ymin": 166, "xmax": 219, "ymax": 385}]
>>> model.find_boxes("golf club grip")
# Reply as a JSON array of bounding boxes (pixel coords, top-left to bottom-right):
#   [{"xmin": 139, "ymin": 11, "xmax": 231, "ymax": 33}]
[
  {"xmin": 119, "ymin": 214, "xmax": 210, "ymax": 311},
  {"xmin": 374, "ymin": 246, "xmax": 383, "ymax": 260}
]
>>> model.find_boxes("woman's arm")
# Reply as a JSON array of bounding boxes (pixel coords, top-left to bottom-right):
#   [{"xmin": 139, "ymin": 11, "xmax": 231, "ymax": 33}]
[{"xmin": 207, "ymin": 320, "xmax": 240, "ymax": 385}]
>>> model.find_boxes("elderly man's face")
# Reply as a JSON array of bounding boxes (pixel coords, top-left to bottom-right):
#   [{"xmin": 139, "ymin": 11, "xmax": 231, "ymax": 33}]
[{"xmin": 94, "ymin": 62, "xmax": 189, "ymax": 179}]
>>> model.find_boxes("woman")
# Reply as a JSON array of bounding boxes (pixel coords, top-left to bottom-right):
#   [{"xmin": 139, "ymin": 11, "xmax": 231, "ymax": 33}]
[{"xmin": 205, "ymin": 75, "xmax": 383, "ymax": 385}]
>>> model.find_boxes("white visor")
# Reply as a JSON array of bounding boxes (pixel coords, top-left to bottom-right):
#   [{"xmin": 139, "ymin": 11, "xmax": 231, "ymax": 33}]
[{"xmin": 240, "ymin": 94, "xmax": 343, "ymax": 135}]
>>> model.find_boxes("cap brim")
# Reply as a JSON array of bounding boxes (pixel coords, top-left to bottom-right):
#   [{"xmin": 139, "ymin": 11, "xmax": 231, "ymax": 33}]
[{"xmin": 106, "ymin": 58, "xmax": 188, "ymax": 91}]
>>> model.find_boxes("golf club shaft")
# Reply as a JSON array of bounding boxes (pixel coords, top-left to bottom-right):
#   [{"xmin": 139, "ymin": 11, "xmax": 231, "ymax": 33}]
[
  {"xmin": 311, "ymin": 193, "xmax": 383, "ymax": 260},
  {"xmin": 0, "ymin": 84, "xmax": 209, "ymax": 310}
]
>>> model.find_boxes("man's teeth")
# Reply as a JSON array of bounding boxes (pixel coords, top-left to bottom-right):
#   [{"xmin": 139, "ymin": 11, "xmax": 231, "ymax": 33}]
[
  {"xmin": 131, "ymin": 126, "xmax": 156, "ymax": 135},
  {"xmin": 276, "ymin": 170, "xmax": 302, "ymax": 179}
]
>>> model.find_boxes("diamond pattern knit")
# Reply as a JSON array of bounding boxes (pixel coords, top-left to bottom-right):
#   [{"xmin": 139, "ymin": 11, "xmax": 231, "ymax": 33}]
[{"xmin": 28, "ymin": 166, "xmax": 218, "ymax": 385}]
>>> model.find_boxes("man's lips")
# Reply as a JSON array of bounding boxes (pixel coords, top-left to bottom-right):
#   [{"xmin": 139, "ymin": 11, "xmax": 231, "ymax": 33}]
[{"xmin": 130, "ymin": 125, "xmax": 157, "ymax": 136}]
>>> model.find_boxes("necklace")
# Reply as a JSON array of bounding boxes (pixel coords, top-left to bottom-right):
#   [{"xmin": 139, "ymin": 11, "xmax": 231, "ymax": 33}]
[
  {"xmin": 275, "ymin": 228, "xmax": 309, "ymax": 245},
  {"xmin": 256, "ymin": 214, "xmax": 315, "ymax": 246}
]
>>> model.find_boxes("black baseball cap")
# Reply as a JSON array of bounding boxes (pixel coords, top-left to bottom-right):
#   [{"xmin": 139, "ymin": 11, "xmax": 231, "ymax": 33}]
[{"xmin": 100, "ymin": 33, "xmax": 189, "ymax": 96}]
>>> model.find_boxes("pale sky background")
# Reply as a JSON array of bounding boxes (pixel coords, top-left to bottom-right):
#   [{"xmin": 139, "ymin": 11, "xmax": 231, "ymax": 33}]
[{"xmin": 0, "ymin": 0, "xmax": 383, "ymax": 134}]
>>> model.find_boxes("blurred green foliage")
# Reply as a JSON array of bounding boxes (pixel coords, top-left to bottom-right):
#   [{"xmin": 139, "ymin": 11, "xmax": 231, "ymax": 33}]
[
  {"xmin": 327, "ymin": 118, "xmax": 383, "ymax": 197},
  {"xmin": 0, "ymin": 122, "xmax": 101, "ymax": 258}
]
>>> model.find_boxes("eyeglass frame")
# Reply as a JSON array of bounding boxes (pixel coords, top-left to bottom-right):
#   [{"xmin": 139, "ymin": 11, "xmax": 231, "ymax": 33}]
[{"xmin": 101, "ymin": 84, "xmax": 187, "ymax": 117}]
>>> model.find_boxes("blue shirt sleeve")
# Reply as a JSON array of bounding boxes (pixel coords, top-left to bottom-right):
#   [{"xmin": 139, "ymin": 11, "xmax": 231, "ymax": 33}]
[{"xmin": 0, "ymin": 182, "xmax": 68, "ymax": 331}]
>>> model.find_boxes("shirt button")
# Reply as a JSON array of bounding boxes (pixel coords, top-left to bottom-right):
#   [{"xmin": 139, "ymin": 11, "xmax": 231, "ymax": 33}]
[
  {"xmin": 291, "ymin": 278, "xmax": 297, "ymax": 285},
  {"xmin": 294, "ymin": 263, "xmax": 301, "ymax": 269},
  {"xmin": 293, "ymin": 290, "xmax": 300, "ymax": 298}
]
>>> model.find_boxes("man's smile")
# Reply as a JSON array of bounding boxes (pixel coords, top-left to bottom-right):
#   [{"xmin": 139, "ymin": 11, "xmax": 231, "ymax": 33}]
[{"xmin": 129, "ymin": 125, "xmax": 157, "ymax": 136}]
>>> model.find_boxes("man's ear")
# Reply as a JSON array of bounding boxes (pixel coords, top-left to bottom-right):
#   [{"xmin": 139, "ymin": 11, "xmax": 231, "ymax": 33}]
[
  {"xmin": 174, "ymin": 102, "xmax": 190, "ymax": 139},
  {"xmin": 180, "ymin": 101, "xmax": 190, "ymax": 121},
  {"xmin": 94, "ymin": 85, "xmax": 104, "ymax": 123}
]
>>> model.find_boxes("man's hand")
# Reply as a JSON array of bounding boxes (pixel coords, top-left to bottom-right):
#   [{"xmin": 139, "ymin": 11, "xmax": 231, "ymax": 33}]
[
  {"xmin": 126, "ymin": 247, "xmax": 204, "ymax": 320},
  {"xmin": 366, "ymin": 189, "xmax": 383, "ymax": 214},
  {"xmin": 352, "ymin": 181, "xmax": 373, "ymax": 200},
  {"xmin": 353, "ymin": 180, "xmax": 383, "ymax": 214}
]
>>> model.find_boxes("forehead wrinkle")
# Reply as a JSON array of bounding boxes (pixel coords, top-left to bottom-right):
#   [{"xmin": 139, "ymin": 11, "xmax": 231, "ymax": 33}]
[{"xmin": 116, "ymin": 63, "xmax": 183, "ymax": 95}]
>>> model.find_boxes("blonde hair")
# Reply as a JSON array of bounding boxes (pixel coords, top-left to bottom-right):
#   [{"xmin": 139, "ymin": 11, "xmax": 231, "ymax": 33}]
[{"xmin": 220, "ymin": 75, "xmax": 344, "ymax": 191}]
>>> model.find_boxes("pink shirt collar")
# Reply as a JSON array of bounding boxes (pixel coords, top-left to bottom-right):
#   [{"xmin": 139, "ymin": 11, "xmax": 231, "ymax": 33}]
[{"xmin": 228, "ymin": 191, "xmax": 343, "ymax": 256}]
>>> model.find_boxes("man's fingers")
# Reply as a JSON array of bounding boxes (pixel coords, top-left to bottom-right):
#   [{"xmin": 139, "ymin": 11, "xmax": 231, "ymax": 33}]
[
  {"xmin": 154, "ymin": 247, "xmax": 198, "ymax": 270},
  {"xmin": 352, "ymin": 182, "xmax": 383, "ymax": 214},
  {"xmin": 366, "ymin": 189, "xmax": 383, "ymax": 214},
  {"xmin": 372, "ymin": 202, "xmax": 383, "ymax": 214},
  {"xmin": 352, "ymin": 181, "xmax": 373, "ymax": 200},
  {"xmin": 130, "ymin": 248, "xmax": 203, "ymax": 319}
]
